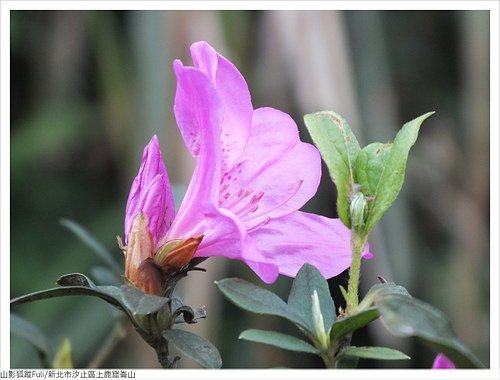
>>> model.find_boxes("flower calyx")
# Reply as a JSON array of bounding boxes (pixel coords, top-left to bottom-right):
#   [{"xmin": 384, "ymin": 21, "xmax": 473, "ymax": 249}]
[
  {"xmin": 123, "ymin": 212, "xmax": 166, "ymax": 295},
  {"xmin": 154, "ymin": 235, "xmax": 205, "ymax": 277}
]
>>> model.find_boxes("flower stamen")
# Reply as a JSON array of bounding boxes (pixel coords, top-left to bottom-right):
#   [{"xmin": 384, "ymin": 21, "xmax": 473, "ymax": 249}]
[{"xmin": 245, "ymin": 179, "xmax": 304, "ymax": 221}]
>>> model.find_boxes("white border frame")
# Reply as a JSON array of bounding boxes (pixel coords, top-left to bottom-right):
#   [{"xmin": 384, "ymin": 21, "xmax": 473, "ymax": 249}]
[{"xmin": 1, "ymin": 2, "xmax": 498, "ymax": 379}]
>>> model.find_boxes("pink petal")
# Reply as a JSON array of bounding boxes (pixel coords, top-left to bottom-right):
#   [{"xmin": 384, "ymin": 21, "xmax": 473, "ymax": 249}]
[
  {"xmin": 170, "ymin": 60, "xmax": 236, "ymax": 248},
  {"xmin": 181, "ymin": 203, "xmax": 246, "ymax": 260},
  {"xmin": 246, "ymin": 211, "xmax": 372, "ymax": 282},
  {"xmin": 220, "ymin": 108, "xmax": 322, "ymax": 229},
  {"xmin": 125, "ymin": 136, "xmax": 175, "ymax": 246},
  {"xmin": 172, "ymin": 62, "xmax": 223, "ymax": 208},
  {"xmin": 432, "ymin": 353, "xmax": 456, "ymax": 369},
  {"xmin": 245, "ymin": 259, "xmax": 280, "ymax": 284},
  {"xmin": 190, "ymin": 41, "xmax": 253, "ymax": 173}
]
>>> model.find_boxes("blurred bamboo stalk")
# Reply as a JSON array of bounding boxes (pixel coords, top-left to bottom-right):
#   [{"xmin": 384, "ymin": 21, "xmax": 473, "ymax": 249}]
[
  {"xmin": 450, "ymin": 10, "xmax": 489, "ymax": 357},
  {"xmin": 130, "ymin": 11, "xmax": 171, "ymax": 162},
  {"xmin": 89, "ymin": 11, "xmax": 135, "ymax": 173},
  {"xmin": 42, "ymin": 11, "xmax": 87, "ymax": 104},
  {"xmin": 255, "ymin": 11, "xmax": 360, "ymax": 129}
]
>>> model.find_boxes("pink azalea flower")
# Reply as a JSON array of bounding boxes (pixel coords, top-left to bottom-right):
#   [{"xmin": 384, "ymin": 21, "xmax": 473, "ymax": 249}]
[
  {"xmin": 432, "ymin": 353, "xmax": 456, "ymax": 369},
  {"xmin": 123, "ymin": 41, "xmax": 372, "ymax": 293}
]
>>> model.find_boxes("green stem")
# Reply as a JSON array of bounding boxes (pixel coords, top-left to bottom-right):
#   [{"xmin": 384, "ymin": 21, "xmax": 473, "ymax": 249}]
[
  {"xmin": 156, "ymin": 339, "xmax": 178, "ymax": 368},
  {"xmin": 345, "ymin": 231, "xmax": 367, "ymax": 314},
  {"xmin": 320, "ymin": 352, "xmax": 336, "ymax": 369}
]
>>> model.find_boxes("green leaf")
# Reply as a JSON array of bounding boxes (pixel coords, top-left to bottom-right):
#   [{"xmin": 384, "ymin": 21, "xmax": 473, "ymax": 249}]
[
  {"xmin": 11, "ymin": 274, "xmax": 122, "ymax": 310},
  {"xmin": 238, "ymin": 329, "xmax": 320, "ymax": 355},
  {"xmin": 215, "ymin": 278, "xmax": 307, "ymax": 330},
  {"xmin": 163, "ymin": 329, "xmax": 222, "ymax": 369},
  {"xmin": 60, "ymin": 218, "xmax": 122, "ymax": 274},
  {"xmin": 52, "ymin": 338, "xmax": 73, "ymax": 369},
  {"xmin": 357, "ymin": 282, "xmax": 411, "ymax": 311},
  {"xmin": 288, "ymin": 264, "xmax": 336, "ymax": 333},
  {"xmin": 304, "ymin": 111, "xmax": 361, "ymax": 227},
  {"xmin": 11, "ymin": 273, "xmax": 171, "ymax": 347},
  {"xmin": 361, "ymin": 112, "xmax": 434, "ymax": 232},
  {"xmin": 337, "ymin": 346, "xmax": 410, "ymax": 361},
  {"xmin": 10, "ymin": 313, "xmax": 53, "ymax": 367},
  {"xmin": 377, "ymin": 294, "xmax": 484, "ymax": 368},
  {"xmin": 119, "ymin": 285, "xmax": 169, "ymax": 316},
  {"xmin": 12, "ymin": 273, "xmax": 168, "ymax": 316},
  {"xmin": 330, "ymin": 307, "xmax": 379, "ymax": 343},
  {"xmin": 239, "ymin": 329, "xmax": 320, "ymax": 355},
  {"xmin": 355, "ymin": 142, "xmax": 392, "ymax": 196}
]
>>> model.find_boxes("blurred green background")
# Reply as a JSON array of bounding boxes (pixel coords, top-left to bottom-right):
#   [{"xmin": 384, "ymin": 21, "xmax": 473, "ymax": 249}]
[{"xmin": 10, "ymin": 10, "xmax": 490, "ymax": 368}]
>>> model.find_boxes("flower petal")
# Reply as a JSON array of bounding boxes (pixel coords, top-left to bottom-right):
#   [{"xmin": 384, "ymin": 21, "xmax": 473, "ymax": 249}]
[
  {"xmin": 220, "ymin": 108, "xmax": 322, "ymax": 228},
  {"xmin": 169, "ymin": 60, "xmax": 228, "ymax": 243},
  {"xmin": 180, "ymin": 202, "xmax": 246, "ymax": 261},
  {"xmin": 125, "ymin": 136, "xmax": 175, "ymax": 245},
  {"xmin": 190, "ymin": 41, "xmax": 253, "ymax": 173},
  {"xmin": 172, "ymin": 62, "xmax": 223, "ymax": 209},
  {"xmin": 244, "ymin": 259, "xmax": 280, "ymax": 284},
  {"xmin": 432, "ymin": 353, "xmax": 456, "ymax": 369},
  {"xmin": 194, "ymin": 209, "xmax": 280, "ymax": 283},
  {"xmin": 247, "ymin": 211, "xmax": 372, "ymax": 281}
]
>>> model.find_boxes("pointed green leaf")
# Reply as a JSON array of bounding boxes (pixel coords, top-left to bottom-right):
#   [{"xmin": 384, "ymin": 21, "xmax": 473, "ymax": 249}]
[
  {"xmin": 239, "ymin": 329, "xmax": 320, "ymax": 355},
  {"xmin": 288, "ymin": 264, "xmax": 336, "ymax": 333},
  {"xmin": 330, "ymin": 307, "xmax": 379, "ymax": 343},
  {"xmin": 304, "ymin": 111, "xmax": 361, "ymax": 227},
  {"xmin": 52, "ymin": 338, "xmax": 73, "ymax": 369},
  {"xmin": 10, "ymin": 313, "xmax": 53, "ymax": 367},
  {"xmin": 60, "ymin": 218, "xmax": 122, "ymax": 274},
  {"xmin": 355, "ymin": 142, "xmax": 392, "ymax": 196},
  {"xmin": 360, "ymin": 112, "xmax": 434, "ymax": 232},
  {"xmin": 339, "ymin": 285, "xmax": 348, "ymax": 301},
  {"xmin": 337, "ymin": 346, "xmax": 410, "ymax": 361},
  {"xmin": 215, "ymin": 278, "xmax": 307, "ymax": 330},
  {"xmin": 377, "ymin": 294, "xmax": 484, "ymax": 368},
  {"xmin": 163, "ymin": 329, "xmax": 222, "ymax": 369},
  {"xmin": 357, "ymin": 282, "xmax": 411, "ymax": 311}
]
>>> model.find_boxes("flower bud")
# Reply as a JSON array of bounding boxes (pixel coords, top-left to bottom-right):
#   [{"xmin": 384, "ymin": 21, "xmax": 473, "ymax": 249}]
[
  {"xmin": 311, "ymin": 290, "xmax": 329, "ymax": 350},
  {"xmin": 350, "ymin": 191, "xmax": 368, "ymax": 231}
]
